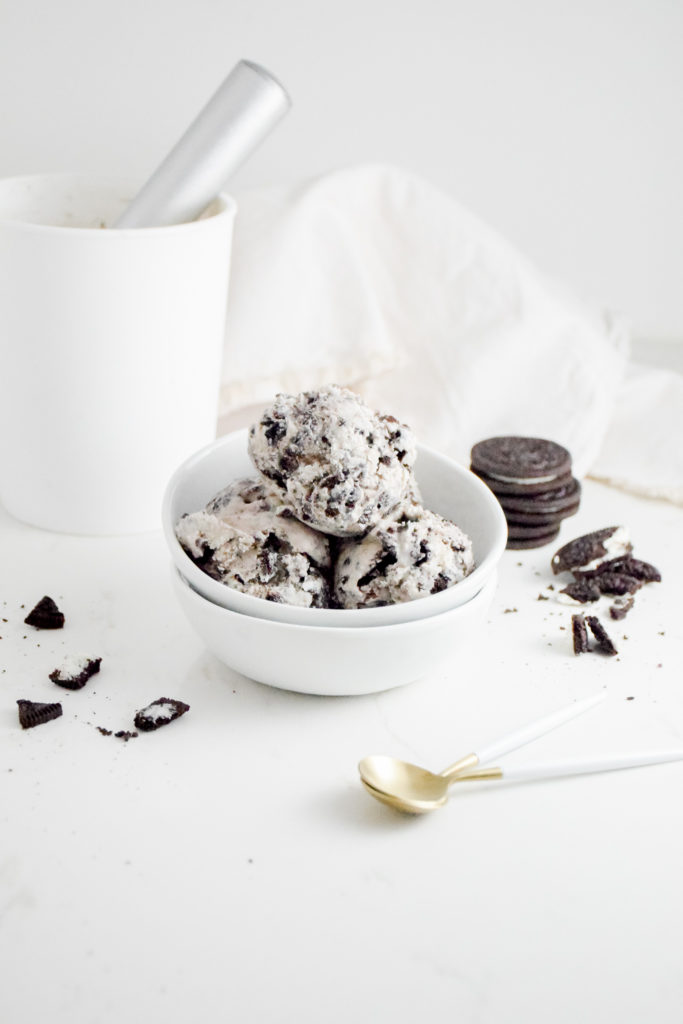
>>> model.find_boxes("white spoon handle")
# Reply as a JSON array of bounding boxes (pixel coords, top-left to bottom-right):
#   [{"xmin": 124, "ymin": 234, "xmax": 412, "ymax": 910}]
[
  {"xmin": 115, "ymin": 60, "xmax": 291, "ymax": 228},
  {"xmin": 475, "ymin": 691, "xmax": 606, "ymax": 765},
  {"xmin": 459, "ymin": 750, "xmax": 683, "ymax": 783}
]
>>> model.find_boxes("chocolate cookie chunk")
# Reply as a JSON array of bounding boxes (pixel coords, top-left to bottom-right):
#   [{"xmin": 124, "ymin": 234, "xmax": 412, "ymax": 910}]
[
  {"xmin": 551, "ymin": 527, "xmax": 632, "ymax": 575},
  {"xmin": 572, "ymin": 614, "xmax": 590, "ymax": 654},
  {"xmin": 134, "ymin": 698, "xmax": 190, "ymax": 732},
  {"xmin": 609, "ymin": 596, "xmax": 634, "ymax": 620},
  {"xmin": 560, "ymin": 579, "xmax": 602, "ymax": 603},
  {"xmin": 49, "ymin": 655, "xmax": 102, "ymax": 690},
  {"xmin": 586, "ymin": 615, "xmax": 618, "ymax": 656},
  {"xmin": 575, "ymin": 555, "xmax": 661, "ymax": 585},
  {"xmin": 24, "ymin": 596, "xmax": 65, "ymax": 629},
  {"xmin": 17, "ymin": 699, "xmax": 63, "ymax": 729}
]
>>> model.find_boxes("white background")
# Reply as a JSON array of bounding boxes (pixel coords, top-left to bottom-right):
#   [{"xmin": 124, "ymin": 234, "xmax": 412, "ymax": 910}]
[{"xmin": 1, "ymin": 0, "xmax": 682, "ymax": 345}]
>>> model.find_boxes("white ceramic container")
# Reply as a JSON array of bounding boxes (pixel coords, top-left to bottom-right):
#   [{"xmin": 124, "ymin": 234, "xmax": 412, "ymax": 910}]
[
  {"xmin": 172, "ymin": 567, "xmax": 497, "ymax": 695},
  {"xmin": 0, "ymin": 173, "xmax": 235, "ymax": 534}
]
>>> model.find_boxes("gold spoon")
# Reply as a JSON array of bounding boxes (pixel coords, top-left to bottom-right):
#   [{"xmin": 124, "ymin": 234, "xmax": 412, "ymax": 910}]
[
  {"xmin": 360, "ymin": 748, "xmax": 683, "ymax": 815},
  {"xmin": 359, "ymin": 691, "xmax": 606, "ymax": 815}
]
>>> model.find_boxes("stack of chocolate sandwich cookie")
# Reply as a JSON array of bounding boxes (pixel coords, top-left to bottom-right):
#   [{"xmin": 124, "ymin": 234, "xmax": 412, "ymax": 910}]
[{"xmin": 470, "ymin": 436, "xmax": 581, "ymax": 549}]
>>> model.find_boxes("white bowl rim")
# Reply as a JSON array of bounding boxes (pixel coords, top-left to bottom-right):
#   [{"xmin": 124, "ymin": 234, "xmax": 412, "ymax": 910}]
[
  {"xmin": 173, "ymin": 565, "xmax": 499, "ymax": 637},
  {"xmin": 162, "ymin": 430, "xmax": 507, "ymax": 626}
]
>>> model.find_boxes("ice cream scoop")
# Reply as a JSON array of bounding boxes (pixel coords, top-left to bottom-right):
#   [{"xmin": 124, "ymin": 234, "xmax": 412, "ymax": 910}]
[{"xmin": 115, "ymin": 60, "xmax": 290, "ymax": 228}]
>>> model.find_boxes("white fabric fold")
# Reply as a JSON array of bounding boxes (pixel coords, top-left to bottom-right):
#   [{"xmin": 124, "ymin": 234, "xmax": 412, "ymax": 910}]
[
  {"xmin": 219, "ymin": 163, "xmax": 675, "ymax": 497},
  {"xmin": 589, "ymin": 362, "xmax": 683, "ymax": 504}
]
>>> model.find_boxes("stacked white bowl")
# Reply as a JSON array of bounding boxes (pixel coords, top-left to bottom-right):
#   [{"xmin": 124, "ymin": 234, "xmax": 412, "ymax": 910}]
[{"xmin": 162, "ymin": 430, "xmax": 507, "ymax": 695}]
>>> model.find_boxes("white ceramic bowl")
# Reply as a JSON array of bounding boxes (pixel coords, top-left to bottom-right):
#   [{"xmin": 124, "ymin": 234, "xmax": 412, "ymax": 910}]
[
  {"xmin": 162, "ymin": 429, "xmax": 506, "ymax": 627},
  {"xmin": 172, "ymin": 567, "xmax": 497, "ymax": 695}
]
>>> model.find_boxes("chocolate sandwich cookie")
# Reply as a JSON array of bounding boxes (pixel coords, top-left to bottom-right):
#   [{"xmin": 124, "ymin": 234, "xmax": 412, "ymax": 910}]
[
  {"xmin": 470, "ymin": 437, "xmax": 580, "ymax": 549},
  {"xmin": 497, "ymin": 478, "xmax": 581, "ymax": 517},
  {"xmin": 505, "ymin": 525, "xmax": 561, "ymax": 550},
  {"xmin": 475, "ymin": 468, "xmax": 575, "ymax": 498},
  {"xmin": 502, "ymin": 504, "xmax": 577, "ymax": 528},
  {"xmin": 471, "ymin": 437, "xmax": 572, "ymax": 488}
]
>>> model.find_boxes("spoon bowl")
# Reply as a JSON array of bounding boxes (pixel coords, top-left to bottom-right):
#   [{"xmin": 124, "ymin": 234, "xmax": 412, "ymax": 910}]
[
  {"xmin": 358, "ymin": 755, "xmax": 452, "ymax": 812},
  {"xmin": 359, "ymin": 779, "xmax": 444, "ymax": 815}
]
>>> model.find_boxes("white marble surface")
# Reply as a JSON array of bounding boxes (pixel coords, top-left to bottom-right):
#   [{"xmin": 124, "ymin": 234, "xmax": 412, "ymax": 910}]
[{"xmin": 1, "ymin": 472, "xmax": 682, "ymax": 1023}]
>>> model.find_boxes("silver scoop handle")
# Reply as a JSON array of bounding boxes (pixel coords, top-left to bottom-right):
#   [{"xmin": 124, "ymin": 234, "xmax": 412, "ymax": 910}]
[{"xmin": 115, "ymin": 60, "xmax": 291, "ymax": 229}]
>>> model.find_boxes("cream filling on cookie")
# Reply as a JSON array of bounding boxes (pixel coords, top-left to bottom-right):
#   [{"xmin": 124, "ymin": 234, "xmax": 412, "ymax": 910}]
[
  {"xmin": 487, "ymin": 472, "xmax": 561, "ymax": 485},
  {"xmin": 580, "ymin": 526, "xmax": 631, "ymax": 572},
  {"xmin": 51, "ymin": 654, "xmax": 92, "ymax": 679}
]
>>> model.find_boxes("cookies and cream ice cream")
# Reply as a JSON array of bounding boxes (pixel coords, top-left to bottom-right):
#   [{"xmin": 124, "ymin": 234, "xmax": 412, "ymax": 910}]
[
  {"xmin": 175, "ymin": 477, "xmax": 332, "ymax": 607},
  {"xmin": 176, "ymin": 386, "xmax": 475, "ymax": 611},
  {"xmin": 334, "ymin": 501, "xmax": 474, "ymax": 608},
  {"xmin": 248, "ymin": 384, "xmax": 417, "ymax": 537}
]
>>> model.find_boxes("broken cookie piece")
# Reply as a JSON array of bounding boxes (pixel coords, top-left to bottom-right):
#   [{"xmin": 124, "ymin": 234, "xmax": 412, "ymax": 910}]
[
  {"xmin": 49, "ymin": 655, "xmax": 102, "ymax": 690},
  {"xmin": 575, "ymin": 555, "xmax": 661, "ymax": 585},
  {"xmin": 134, "ymin": 698, "xmax": 190, "ymax": 732},
  {"xmin": 609, "ymin": 596, "xmax": 634, "ymax": 620},
  {"xmin": 571, "ymin": 614, "xmax": 590, "ymax": 655},
  {"xmin": 17, "ymin": 699, "xmax": 63, "ymax": 729},
  {"xmin": 551, "ymin": 527, "xmax": 631, "ymax": 575},
  {"xmin": 586, "ymin": 615, "xmax": 618, "ymax": 656},
  {"xmin": 24, "ymin": 596, "xmax": 65, "ymax": 630},
  {"xmin": 560, "ymin": 579, "xmax": 602, "ymax": 604}
]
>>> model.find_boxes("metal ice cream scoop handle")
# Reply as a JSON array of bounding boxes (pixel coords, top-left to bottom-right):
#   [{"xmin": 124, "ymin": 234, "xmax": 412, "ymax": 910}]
[{"xmin": 115, "ymin": 60, "xmax": 291, "ymax": 228}]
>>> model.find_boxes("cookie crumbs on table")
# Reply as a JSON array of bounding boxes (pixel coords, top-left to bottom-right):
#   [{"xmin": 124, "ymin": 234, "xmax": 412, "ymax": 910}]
[{"xmin": 548, "ymin": 526, "xmax": 662, "ymax": 656}]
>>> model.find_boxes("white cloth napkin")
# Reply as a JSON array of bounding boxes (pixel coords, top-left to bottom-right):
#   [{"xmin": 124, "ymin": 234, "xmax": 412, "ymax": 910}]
[
  {"xmin": 219, "ymin": 163, "xmax": 679, "ymax": 501},
  {"xmin": 589, "ymin": 362, "xmax": 683, "ymax": 504}
]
